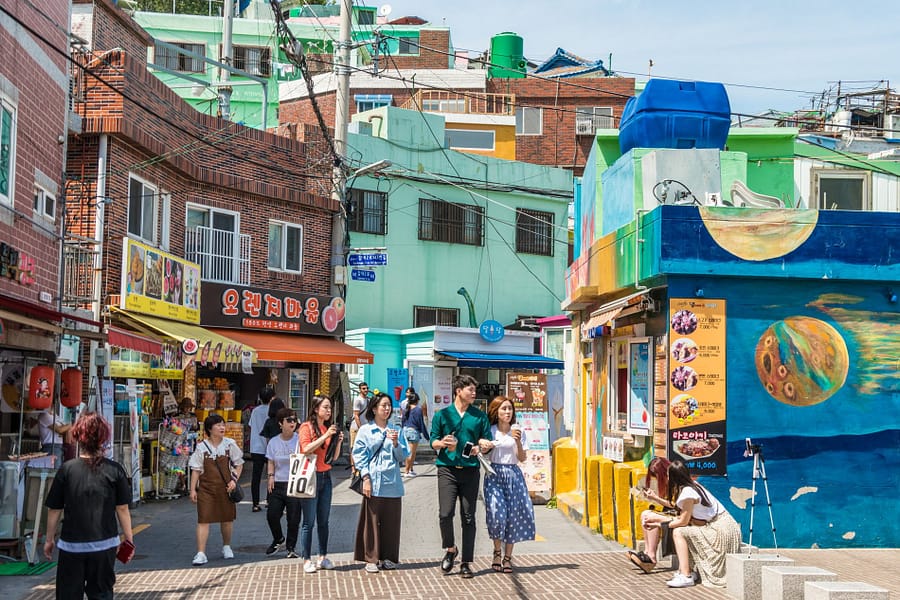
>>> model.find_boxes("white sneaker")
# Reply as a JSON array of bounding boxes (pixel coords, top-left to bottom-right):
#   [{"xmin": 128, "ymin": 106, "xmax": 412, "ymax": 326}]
[
  {"xmin": 318, "ymin": 557, "xmax": 334, "ymax": 570},
  {"xmin": 192, "ymin": 551, "xmax": 208, "ymax": 566},
  {"xmin": 407, "ymin": 471, "xmax": 417, "ymax": 478},
  {"xmin": 222, "ymin": 545, "xmax": 234, "ymax": 559},
  {"xmin": 365, "ymin": 562, "xmax": 379, "ymax": 573},
  {"xmin": 304, "ymin": 560, "xmax": 318, "ymax": 573},
  {"xmin": 667, "ymin": 573, "xmax": 696, "ymax": 588}
]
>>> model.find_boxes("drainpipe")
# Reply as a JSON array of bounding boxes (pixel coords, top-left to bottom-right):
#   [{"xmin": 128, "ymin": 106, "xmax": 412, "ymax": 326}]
[
  {"xmin": 87, "ymin": 134, "xmax": 108, "ymax": 402},
  {"xmin": 634, "ymin": 209, "xmax": 647, "ymax": 291}
]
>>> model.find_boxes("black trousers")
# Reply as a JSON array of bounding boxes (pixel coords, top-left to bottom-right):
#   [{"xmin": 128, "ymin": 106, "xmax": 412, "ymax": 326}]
[
  {"xmin": 267, "ymin": 482, "xmax": 302, "ymax": 551},
  {"xmin": 437, "ymin": 466, "xmax": 480, "ymax": 563},
  {"xmin": 250, "ymin": 453, "xmax": 267, "ymax": 506},
  {"xmin": 56, "ymin": 547, "xmax": 116, "ymax": 600}
]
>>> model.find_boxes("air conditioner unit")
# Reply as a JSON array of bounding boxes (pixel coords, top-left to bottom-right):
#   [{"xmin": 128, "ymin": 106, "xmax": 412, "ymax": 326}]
[
  {"xmin": 575, "ymin": 119, "xmax": 595, "ymax": 136},
  {"xmin": 884, "ymin": 114, "xmax": 900, "ymax": 140}
]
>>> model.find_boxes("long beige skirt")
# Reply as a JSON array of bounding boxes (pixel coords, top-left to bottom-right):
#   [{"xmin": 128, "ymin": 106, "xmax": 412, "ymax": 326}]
[{"xmin": 680, "ymin": 511, "xmax": 742, "ymax": 587}]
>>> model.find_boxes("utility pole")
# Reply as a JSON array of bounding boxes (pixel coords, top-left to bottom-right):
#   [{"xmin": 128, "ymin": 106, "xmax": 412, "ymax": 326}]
[
  {"xmin": 330, "ymin": 0, "xmax": 351, "ymax": 297},
  {"xmin": 219, "ymin": 0, "xmax": 235, "ymax": 120}
]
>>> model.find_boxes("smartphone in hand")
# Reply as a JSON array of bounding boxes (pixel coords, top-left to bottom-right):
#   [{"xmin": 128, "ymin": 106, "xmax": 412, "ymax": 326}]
[{"xmin": 462, "ymin": 441, "xmax": 475, "ymax": 456}]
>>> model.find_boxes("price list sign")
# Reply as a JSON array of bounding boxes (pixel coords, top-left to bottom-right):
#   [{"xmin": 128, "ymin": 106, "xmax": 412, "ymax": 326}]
[{"xmin": 667, "ymin": 299, "xmax": 727, "ymax": 475}]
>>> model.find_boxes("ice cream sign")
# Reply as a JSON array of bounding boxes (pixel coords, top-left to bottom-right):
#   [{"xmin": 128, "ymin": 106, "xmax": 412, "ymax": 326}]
[{"xmin": 201, "ymin": 282, "xmax": 345, "ymax": 336}]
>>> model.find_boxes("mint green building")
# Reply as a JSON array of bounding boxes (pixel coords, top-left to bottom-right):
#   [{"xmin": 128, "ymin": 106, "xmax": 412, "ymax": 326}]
[{"xmin": 344, "ymin": 106, "xmax": 572, "ymax": 403}]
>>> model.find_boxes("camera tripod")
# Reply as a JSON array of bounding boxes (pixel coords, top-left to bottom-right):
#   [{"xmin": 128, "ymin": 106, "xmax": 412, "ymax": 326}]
[{"xmin": 747, "ymin": 442, "xmax": 778, "ymax": 551}]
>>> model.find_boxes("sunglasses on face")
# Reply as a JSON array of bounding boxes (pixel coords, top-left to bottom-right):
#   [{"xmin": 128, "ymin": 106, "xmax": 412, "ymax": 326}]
[{"xmin": 284, "ymin": 418, "xmax": 297, "ymax": 423}]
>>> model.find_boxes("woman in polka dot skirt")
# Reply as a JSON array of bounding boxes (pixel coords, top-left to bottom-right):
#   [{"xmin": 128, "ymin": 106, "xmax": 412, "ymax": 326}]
[{"xmin": 484, "ymin": 396, "xmax": 535, "ymax": 573}]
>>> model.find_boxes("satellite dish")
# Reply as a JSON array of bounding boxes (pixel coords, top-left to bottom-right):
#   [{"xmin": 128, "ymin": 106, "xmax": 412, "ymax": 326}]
[{"xmin": 378, "ymin": 4, "xmax": 392, "ymax": 17}]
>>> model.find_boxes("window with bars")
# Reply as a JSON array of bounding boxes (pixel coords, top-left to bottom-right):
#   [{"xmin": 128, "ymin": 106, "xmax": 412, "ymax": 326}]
[
  {"xmin": 414, "ymin": 306, "xmax": 459, "ymax": 327},
  {"xmin": 234, "ymin": 45, "xmax": 272, "ymax": 77},
  {"xmin": 515, "ymin": 208, "xmax": 554, "ymax": 256},
  {"xmin": 418, "ymin": 198, "xmax": 484, "ymax": 246},
  {"xmin": 154, "ymin": 42, "xmax": 205, "ymax": 73},
  {"xmin": 349, "ymin": 189, "xmax": 387, "ymax": 234}
]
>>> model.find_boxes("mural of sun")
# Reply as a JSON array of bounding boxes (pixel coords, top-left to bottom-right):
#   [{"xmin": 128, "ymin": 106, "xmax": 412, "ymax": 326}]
[{"xmin": 755, "ymin": 317, "xmax": 849, "ymax": 406}]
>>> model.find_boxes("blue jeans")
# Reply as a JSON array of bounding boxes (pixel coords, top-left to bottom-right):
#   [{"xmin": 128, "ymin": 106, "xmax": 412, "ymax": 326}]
[{"xmin": 299, "ymin": 471, "xmax": 332, "ymax": 559}]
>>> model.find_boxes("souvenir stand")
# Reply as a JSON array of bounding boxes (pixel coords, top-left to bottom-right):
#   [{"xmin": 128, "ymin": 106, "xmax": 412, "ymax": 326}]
[{"xmin": 154, "ymin": 417, "xmax": 193, "ymax": 498}]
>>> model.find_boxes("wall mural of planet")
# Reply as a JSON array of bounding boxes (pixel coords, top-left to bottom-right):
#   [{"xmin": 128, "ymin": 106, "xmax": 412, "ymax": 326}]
[
  {"xmin": 755, "ymin": 316, "xmax": 849, "ymax": 406},
  {"xmin": 699, "ymin": 207, "xmax": 818, "ymax": 261}
]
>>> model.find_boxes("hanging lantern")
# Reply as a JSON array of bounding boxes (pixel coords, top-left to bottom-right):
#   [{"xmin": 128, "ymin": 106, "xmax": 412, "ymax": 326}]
[
  {"xmin": 28, "ymin": 365, "xmax": 54, "ymax": 410},
  {"xmin": 60, "ymin": 367, "xmax": 83, "ymax": 408}
]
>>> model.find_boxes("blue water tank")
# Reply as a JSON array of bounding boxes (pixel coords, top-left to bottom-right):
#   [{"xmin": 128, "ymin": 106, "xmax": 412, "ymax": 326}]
[{"xmin": 618, "ymin": 79, "xmax": 731, "ymax": 154}]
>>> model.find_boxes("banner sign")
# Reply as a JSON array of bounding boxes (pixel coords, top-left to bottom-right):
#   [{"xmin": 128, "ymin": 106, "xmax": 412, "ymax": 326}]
[
  {"xmin": 201, "ymin": 282, "xmax": 345, "ymax": 336},
  {"xmin": 109, "ymin": 344, "xmax": 182, "ymax": 379},
  {"xmin": 627, "ymin": 340, "xmax": 651, "ymax": 435},
  {"xmin": 506, "ymin": 372, "xmax": 551, "ymax": 498},
  {"xmin": 121, "ymin": 238, "xmax": 201, "ymax": 323},
  {"xmin": 667, "ymin": 298, "xmax": 727, "ymax": 475}
]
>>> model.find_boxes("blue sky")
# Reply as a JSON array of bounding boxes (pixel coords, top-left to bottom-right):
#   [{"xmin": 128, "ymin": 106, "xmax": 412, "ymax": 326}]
[{"xmin": 375, "ymin": 0, "xmax": 898, "ymax": 115}]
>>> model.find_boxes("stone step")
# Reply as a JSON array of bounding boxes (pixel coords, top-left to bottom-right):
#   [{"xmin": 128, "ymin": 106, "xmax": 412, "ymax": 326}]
[
  {"xmin": 760, "ymin": 566, "xmax": 836, "ymax": 600},
  {"xmin": 804, "ymin": 581, "xmax": 890, "ymax": 600},
  {"xmin": 726, "ymin": 553, "xmax": 796, "ymax": 600}
]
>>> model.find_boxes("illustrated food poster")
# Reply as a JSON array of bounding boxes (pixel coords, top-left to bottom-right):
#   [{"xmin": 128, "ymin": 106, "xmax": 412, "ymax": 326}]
[{"xmin": 506, "ymin": 372, "xmax": 551, "ymax": 496}]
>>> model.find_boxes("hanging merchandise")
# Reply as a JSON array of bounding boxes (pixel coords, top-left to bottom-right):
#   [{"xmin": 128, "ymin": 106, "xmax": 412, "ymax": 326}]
[
  {"xmin": 28, "ymin": 365, "xmax": 54, "ymax": 410},
  {"xmin": 60, "ymin": 367, "xmax": 83, "ymax": 408}
]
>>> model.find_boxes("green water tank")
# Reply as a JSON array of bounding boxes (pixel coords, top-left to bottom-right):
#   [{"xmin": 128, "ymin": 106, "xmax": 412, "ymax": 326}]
[{"xmin": 488, "ymin": 32, "xmax": 526, "ymax": 79}]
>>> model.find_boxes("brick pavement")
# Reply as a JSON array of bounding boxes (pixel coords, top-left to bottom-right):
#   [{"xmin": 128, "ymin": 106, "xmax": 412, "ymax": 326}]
[{"xmin": 20, "ymin": 552, "xmax": 731, "ymax": 600}]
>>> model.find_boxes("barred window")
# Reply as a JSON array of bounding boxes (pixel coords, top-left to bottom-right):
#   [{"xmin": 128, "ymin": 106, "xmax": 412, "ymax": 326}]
[
  {"xmin": 414, "ymin": 306, "xmax": 459, "ymax": 327},
  {"xmin": 154, "ymin": 42, "xmax": 205, "ymax": 73},
  {"xmin": 234, "ymin": 45, "xmax": 271, "ymax": 77},
  {"xmin": 515, "ymin": 208, "xmax": 553, "ymax": 256},
  {"xmin": 349, "ymin": 189, "xmax": 387, "ymax": 235},
  {"xmin": 418, "ymin": 198, "xmax": 483, "ymax": 246}
]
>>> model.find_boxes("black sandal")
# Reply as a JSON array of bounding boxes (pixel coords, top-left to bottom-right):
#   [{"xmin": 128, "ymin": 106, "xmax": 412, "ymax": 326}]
[
  {"xmin": 491, "ymin": 550, "xmax": 502, "ymax": 572},
  {"xmin": 252, "ymin": 505, "xmax": 262, "ymax": 512},
  {"xmin": 502, "ymin": 556, "xmax": 513, "ymax": 573}
]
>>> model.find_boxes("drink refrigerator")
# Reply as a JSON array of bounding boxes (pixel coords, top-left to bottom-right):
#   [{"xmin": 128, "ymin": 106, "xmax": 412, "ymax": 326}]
[{"xmin": 287, "ymin": 369, "xmax": 309, "ymax": 418}]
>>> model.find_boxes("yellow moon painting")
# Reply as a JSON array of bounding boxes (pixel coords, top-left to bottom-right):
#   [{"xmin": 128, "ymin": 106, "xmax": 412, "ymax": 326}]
[
  {"xmin": 699, "ymin": 207, "xmax": 818, "ymax": 261},
  {"xmin": 755, "ymin": 317, "xmax": 849, "ymax": 406}
]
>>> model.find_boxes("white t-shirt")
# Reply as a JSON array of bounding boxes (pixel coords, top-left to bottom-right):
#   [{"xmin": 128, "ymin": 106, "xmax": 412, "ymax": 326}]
[
  {"xmin": 265, "ymin": 433, "xmax": 299, "ymax": 482},
  {"xmin": 676, "ymin": 485, "xmax": 726, "ymax": 522},
  {"xmin": 38, "ymin": 411, "xmax": 64, "ymax": 445},
  {"xmin": 189, "ymin": 437, "xmax": 244, "ymax": 473},
  {"xmin": 489, "ymin": 425, "xmax": 528, "ymax": 465},
  {"xmin": 249, "ymin": 404, "xmax": 269, "ymax": 454},
  {"xmin": 350, "ymin": 394, "xmax": 369, "ymax": 431}
]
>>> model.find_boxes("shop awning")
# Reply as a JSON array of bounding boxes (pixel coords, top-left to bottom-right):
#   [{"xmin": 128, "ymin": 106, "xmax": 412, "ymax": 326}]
[
  {"xmin": 437, "ymin": 351, "xmax": 563, "ymax": 370},
  {"xmin": 107, "ymin": 325, "xmax": 163, "ymax": 355},
  {"xmin": 580, "ymin": 306, "xmax": 623, "ymax": 339},
  {"xmin": 111, "ymin": 309, "xmax": 256, "ymax": 362},
  {"xmin": 209, "ymin": 328, "xmax": 374, "ymax": 365}
]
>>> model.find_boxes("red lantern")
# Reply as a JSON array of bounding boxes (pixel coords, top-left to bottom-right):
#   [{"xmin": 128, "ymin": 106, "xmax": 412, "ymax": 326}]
[
  {"xmin": 60, "ymin": 367, "xmax": 83, "ymax": 408},
  {"xmin": 28, "ymin": 365, "xmax": 54, "ymax": 410}
]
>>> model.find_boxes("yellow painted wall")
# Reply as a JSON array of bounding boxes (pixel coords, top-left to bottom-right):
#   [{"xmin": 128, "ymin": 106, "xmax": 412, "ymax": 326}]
[
  {"xmin": 552, "ymin": 438, "xmax": 578, "ymax": 495},
  {"xmin": 445, "ymin": 122, "xmax": 516, "ymax": 160}
]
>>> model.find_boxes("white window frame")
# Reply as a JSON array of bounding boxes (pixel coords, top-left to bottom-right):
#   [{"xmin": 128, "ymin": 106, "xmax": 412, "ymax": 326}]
[
  {"xmin": 812, "ymin": 168, "xmax": 871, "ymax": 211},
  {"xmin": 232, "ymin": 45, "xmax": 272, "ymax": 77},
  {"xmin": 160, "ymin": 191, "xmax": 171, "ymax": 251},
  {"xmin": 185, "ymin": 203, "xmax": 249, "ymax": 284},
  {"xmin": 32, "ymin": 184, "xmax": 56, "ymax": 221},
  {"xmin": 127, "ymin": 174, "xmax": 158, "ymax": 244},
  {"xmin": 445, "ymin": 128, "xmax": 495, "ymax": 151},
  {"xmin": 268, "ymin": 220, "xmax": 303, "ymax": 274},
  {"xmin": 0, "ymin": 97, "xmax": 16, "ymax": 206},
  {"xmin": 515, "ymin": 106, "xmax": 543, "ymax": 136}
]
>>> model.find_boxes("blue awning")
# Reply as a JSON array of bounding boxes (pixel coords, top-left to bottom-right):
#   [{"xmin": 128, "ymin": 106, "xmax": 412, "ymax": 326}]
[{"xmin": 438, "ymin": 351, "xmax": 563, "ymax": 370}]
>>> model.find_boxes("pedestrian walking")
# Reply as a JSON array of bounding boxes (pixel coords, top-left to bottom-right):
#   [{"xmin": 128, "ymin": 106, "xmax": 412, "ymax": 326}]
[
  {"xmin": 353, "ymin": 393, "xmax": 409, "ymax": 573},
  {"xmin": 188, "ymin": 414, "xmax": 244, "ymax": 566},
  {"xmin": 297, "ymin": 395, "xmax": 343, "ymax": 573},
  {"xmin": 429, "ymin": 374, "xmax": 492, "ymax": 578},
  {"xmin": 348, "ymin": 382, "xmax": 370, "ymax": 469},
  {"xmin": 401, "ymin": 390, "xmax": 428, "ymax": 477},
  {"xmin": 264, "ymin": 407, "xmax": 302, "ymax": 558},
  {"xmin": 249, "ymin": 388, "xmax": 275, "ymax": 512},
  {"xmin": 484, "ymin": 396, "xmax": 535, "ymax": 573},
  {"xmin": 260, "ymin": 397, "xmax": 287, "ymax": 440},
  {"xmin": 43, "ymin": 412, "xmax": 133, "ymax": 600}
]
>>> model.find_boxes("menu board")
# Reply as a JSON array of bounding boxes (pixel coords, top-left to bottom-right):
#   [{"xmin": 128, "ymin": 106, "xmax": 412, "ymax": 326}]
[
  {"xmin": 667, "ymin": 299, "xmax": 727, "ymax": 475},
  {"xmin": 506, "ymin": 373, "xmax": 551, "ymax": 497},
  {"xmin": 653, "ymin": 336, "xmax": 669, "ymax": 454},
  {"xmin": 121, "ymin": 238, "xmax": 201, "ymax": 323}
]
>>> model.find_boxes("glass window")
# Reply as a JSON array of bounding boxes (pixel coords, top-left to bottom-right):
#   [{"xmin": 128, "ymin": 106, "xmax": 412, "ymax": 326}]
[
  {"xmin": 515, "ymin": 208, "xmax": 554, "ymax": 256},
  {"xmin": 153, "ymin": 42, "xmax": 205, "ymax": 73},
  {"xmin": 234, "ymin": 45, "xmax": 272, "ymax": 77},
  {"xmin": 127, "ymin": 175, "xmax": 157, "ymax": 243},
  {"xmin": 515, "ymin": 106, "xmax": 542, "ymax": 135},
  {"xmin": 418, "ymin": 198, "xmax": 483, "ymax": 246},
  {"xmin": 414, "ymin": 306, "xmax": 459, "ymax": 327},
  {"xmin": 349, "ymin": 189, "xmax": 387, "ymax": 234},
  {"xmin": 575, "ymin": 106, "xmax": 614, "ymax": 131},
  {"xmin": 32, "ymin": 185, "xmax": 55, "ymax": 221},
  {"xmin": 185, "ymin": 204, "xmax": 248, "ymax": 284},
  {"xmin": 445, "ymin": 129, "xmax": 495, "ymax": 151},
  {"xmin": 0, "ymin": 102, "xmax": 15, "ymax": 204},
  {"xmin": 268, "ymin": 220, "xmax": 303, "ymax": 273},
  {"xmin": 398, "ymin": 36, "xmax": 419, "ymax": 55},
  {"xmin": 814, "ymin": 169, "xmax": 869, "ymax": 210}
]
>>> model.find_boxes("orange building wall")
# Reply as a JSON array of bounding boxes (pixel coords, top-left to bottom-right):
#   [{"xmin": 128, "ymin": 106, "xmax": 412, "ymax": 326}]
[{"xmin": 444, "ymin": 122, "xmax": 516, "ymax": 160}]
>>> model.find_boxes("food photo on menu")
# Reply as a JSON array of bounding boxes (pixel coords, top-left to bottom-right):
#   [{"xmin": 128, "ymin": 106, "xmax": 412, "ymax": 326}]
[
  {"xmin": 671, "ymin": 309, "xmax": 699, "ymax": 335},
  {"xmin": 673, "ymin": 437, "xmax": 721, "ymax": 460},
  {"xmin": 671, "ymin": 365, "xmax": 699, "ymax": 391}
]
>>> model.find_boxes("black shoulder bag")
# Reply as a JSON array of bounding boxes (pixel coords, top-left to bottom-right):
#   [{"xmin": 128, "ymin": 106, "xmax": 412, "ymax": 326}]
[
  {"xmin": 349, "ymin": 431, "xmax": 387, "ymax": 496},
  {"xmin": 207, "ymin": 441, "xmax": 244, "ymax": 504}
]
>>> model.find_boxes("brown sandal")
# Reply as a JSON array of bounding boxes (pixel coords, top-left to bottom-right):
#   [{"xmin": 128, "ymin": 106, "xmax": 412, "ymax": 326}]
[
  {"xmin": 491, "ymin": 550, "xmax": 502, "ymax": 572},
  {"xmin": 502, "ymin": 556, "xmax": 513, "ymax": 573}
]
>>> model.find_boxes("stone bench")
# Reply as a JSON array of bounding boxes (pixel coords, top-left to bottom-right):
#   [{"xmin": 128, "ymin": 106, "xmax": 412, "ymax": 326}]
[
  {"xmin": 760, "ymin": 566, "xmax": 836, "ymax": 600},
  {"xmin": 726, "ymin": 553, "xmax": 795, "ymax": 600},
  {"xmin": 804, "ymin": 581, "xmax": 890, "ymax": 600}
]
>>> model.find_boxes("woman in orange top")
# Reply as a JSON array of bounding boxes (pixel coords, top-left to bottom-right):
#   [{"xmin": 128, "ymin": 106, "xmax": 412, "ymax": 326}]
[{"xmin": 297, "ymin": 395, "xmax": 343, "ymax": 574}]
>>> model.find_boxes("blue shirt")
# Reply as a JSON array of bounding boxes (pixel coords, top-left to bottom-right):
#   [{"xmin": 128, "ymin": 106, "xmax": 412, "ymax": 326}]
[
  {"xmin": 352, "ymin": 423, "xmax": 409, "ymax": 498},
  {"xmin": 401, "ymin": 405, "xmax": 429, "ymax": 438}
]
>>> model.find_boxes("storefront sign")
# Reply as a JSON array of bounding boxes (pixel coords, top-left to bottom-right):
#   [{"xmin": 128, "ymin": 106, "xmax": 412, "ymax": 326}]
[
  {"xmin": 109, "ymin": 345, "xmax": 182, "ymax": 380},
  {"xmin": 628, "ymin": 341, "xmax": 651, "ymax": 435},
  {"xmin": 0, "ymin": 241, "xmax": 37, "ymax": 286},
  {"xmin": 386, "ymin": 368, "xmax": 409, "ymax": 410},
  {"xmin": 667, "ymin": 298, "xmax": 727, "ymax": 475},
  {"xmin": 432, "ymin": 367, "xmax": 453, "ymax": 414},
  {"xmin": 506, "ymin": 372, "xmax": 551, "ymax": 496},
  {"xmin": 201, "ymin": 282, "xmax": 345, "ymax": 337},
  {"xmin": 479, "ymin": 320, "xmax": 505, "ymax": 343},
  {"xmin": 120, "ymin": 239, "xmax": 201, "ymax": 324}
]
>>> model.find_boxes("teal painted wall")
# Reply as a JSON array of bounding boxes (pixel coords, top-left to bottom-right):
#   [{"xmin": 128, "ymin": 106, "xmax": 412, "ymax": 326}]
[{"xmin": 345, "ymin": 107, "xmax": 572, "ymax": 333}]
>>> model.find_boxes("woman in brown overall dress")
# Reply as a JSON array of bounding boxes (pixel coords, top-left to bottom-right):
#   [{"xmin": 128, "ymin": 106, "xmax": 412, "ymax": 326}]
[{"xmin": 189, "ymin": 414, "xmax": 244, "ymax": 566}]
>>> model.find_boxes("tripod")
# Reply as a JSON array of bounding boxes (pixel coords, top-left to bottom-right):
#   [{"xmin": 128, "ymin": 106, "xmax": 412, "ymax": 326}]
[{"xmin": 747, "ymin": 443, "xmax": 778, "ymax": 551}]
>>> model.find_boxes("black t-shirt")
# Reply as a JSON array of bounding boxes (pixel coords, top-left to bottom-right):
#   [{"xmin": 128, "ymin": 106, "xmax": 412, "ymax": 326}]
[{"xmin": 45, "ymin": 457, "xmax": 131, "ymax": 543}]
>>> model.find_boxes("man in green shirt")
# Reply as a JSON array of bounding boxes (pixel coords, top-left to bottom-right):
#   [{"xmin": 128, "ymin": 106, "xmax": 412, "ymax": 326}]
[{"xmin": 429, "ymin": 374, "xmax": 492, "ymax": 578}]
